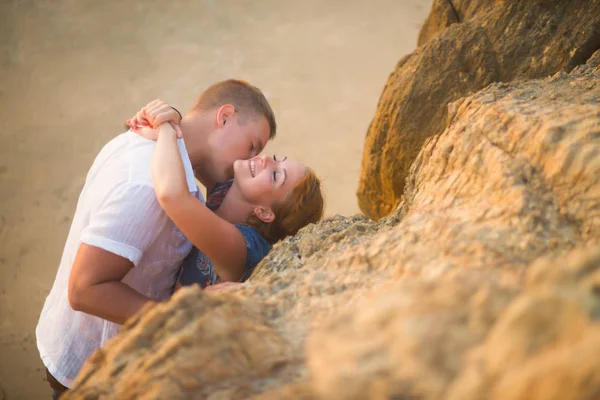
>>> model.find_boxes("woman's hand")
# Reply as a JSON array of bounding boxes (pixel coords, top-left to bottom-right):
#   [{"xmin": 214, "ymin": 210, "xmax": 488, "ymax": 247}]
[{"xmin": 126, "ymin": 99, "xmax": 183, "ymax": 138}]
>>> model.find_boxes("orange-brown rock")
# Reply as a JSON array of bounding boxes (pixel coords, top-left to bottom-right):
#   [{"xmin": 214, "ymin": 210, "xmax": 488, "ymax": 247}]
[
  {"xmin": 69, "ymin": 289, "xmax": 290, "ymax": 399},
  {"xmin": 358, "ymin": 0, "xmax": 600, "ymax": 219},
  {"xmin": 64, "ymin": 46, "xmax": 600, "ymax": 399}
]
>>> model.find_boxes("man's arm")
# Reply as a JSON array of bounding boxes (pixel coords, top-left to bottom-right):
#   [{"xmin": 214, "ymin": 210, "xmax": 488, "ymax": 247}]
[
  {"xmin": 73, "ymin": 181, "xmax": 169, "ymax": 325},
  {"xmin": 68, "ymin": 244, "xmax": 154, "ymax": 325}
]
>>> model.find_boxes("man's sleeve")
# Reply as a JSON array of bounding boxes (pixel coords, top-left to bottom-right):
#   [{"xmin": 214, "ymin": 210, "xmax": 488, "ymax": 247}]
[{"xmin": 80, "ymin": 182, "xmax": 168, "ymax": 266}]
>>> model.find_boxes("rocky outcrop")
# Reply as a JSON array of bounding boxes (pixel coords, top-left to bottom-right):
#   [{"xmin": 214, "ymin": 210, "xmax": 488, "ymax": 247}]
[
  {"xmin": 64, "ymin": 47, "xmax": 600, "ymax": 399},
  {"xmin": 358, "ymin": 0, "xmax": 600, "ymax": 220}
]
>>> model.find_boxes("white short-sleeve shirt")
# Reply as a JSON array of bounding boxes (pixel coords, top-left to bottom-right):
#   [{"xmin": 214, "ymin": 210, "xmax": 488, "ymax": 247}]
[{"xmin": 36, "ymin": 131, "xmax": 202, "ymax": 387}]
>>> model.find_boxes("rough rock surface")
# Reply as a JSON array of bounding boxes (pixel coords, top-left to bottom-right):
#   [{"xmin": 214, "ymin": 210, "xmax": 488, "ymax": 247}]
[
  {"xmin": 65, "ymin": 47, "xmax": 600, "ymax": 399},
  {"xmin": 358, "ymin": 0, "xmax": 600, "ymax": 219}
]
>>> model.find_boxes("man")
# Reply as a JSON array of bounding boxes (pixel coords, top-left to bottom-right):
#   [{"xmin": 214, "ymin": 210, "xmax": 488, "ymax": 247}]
[{"xmin": 36, "ymin": 80, "xmax": 276, "ymax": 397}]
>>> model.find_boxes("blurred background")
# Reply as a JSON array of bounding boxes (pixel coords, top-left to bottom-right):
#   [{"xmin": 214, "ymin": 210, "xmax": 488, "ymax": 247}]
[{"xmin": 0, "ymin": 0, "xmax": 429, "ymax": 398}]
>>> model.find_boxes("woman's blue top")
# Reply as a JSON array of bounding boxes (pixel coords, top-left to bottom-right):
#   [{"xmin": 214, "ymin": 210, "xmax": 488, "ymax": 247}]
[{"xmin": 173, "ymin": 180, "xmax": 271, "ymax": 290}]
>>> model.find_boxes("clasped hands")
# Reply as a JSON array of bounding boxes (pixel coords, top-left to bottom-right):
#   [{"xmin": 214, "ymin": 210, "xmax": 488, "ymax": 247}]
[{"xmin": 125, "ymin": 99, "xmax": 183, "ymax": 139}]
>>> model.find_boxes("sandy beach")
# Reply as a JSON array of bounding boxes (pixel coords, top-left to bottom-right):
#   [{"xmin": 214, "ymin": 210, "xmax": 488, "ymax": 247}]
[{"xmin": 0, "ymin": 1, "xmax": 429, "ymax": 398}]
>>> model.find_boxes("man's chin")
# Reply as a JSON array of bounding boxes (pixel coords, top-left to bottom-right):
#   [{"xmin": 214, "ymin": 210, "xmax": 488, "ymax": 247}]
[
  {"xmin": 218, "ymin": 173, "xmax": 234, "ymax": 184},
  {"xmin": 224, "ymin": 166, "xmax": 237, "ymax": 182}
]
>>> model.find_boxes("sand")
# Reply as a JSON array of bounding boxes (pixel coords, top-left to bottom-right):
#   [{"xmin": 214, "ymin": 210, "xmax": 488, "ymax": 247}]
[{"xmin": 0, "ymin": 1, "xmax": 429, "ymax": 398}]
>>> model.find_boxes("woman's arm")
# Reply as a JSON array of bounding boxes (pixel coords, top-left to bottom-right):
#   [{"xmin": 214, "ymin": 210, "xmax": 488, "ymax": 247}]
[{"xmin": 151, "ymin": 123, "xmax": 247, "ymax": 281}]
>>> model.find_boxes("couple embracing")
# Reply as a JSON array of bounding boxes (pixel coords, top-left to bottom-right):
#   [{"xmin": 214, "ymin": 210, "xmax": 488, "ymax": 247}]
[{"xmin": 36, "ymin": 79, "xmax": 325, "ymax": 397}]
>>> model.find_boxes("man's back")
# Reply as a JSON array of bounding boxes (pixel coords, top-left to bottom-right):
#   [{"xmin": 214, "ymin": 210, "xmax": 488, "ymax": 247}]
[{"xmin": 36, "ymin": 131, "xmax": 199, "ymax": 387}]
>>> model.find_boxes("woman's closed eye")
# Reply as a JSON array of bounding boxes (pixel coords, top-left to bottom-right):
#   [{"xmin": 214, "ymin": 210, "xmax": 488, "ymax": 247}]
[
  {"xmin": 273, "ymin": 155, "xmax": 287, "ymax": 162},
  {"xmin": 272, "ymin": 168, "xmax": 286, "ymax": 185}
]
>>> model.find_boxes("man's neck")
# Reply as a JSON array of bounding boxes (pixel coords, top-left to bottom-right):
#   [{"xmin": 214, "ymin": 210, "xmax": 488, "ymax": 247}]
[
  {"xmin": 180, "ymin": 114, "xmax": 217, "ymax": 189},
  {"xmin": 180, "ymin": 117, "xmax": 208, "ymax": 169}
]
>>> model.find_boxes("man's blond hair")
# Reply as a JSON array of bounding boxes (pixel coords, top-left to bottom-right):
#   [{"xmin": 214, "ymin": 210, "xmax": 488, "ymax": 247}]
[{"xmin": 193, "ymin": 79, "xmax": 276, "ymax": 139}]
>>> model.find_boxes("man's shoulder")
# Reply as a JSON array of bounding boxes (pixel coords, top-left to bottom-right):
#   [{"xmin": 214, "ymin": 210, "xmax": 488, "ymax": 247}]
[
  {"xmin": 96, "ymin": 131, "xmax": 156, "ymax": 164},
  {"xmin": 92, "ymin": 131, "xmax": 198, "ymax": 193},
  {"xmin": 84, "ymin": 132, "xmax": 155, "ymax": 191},
  {"xmin": 116, "ymin": 131, "xmax": 157, "ymax": 185}
]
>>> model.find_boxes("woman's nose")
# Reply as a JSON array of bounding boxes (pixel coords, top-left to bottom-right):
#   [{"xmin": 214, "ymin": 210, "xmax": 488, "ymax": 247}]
[{"xmin": 259, "ymin": 155, "xmax": 272, "ymax": 168}]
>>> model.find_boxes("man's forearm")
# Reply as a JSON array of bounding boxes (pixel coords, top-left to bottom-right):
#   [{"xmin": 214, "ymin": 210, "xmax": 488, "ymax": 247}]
[{"xmin": 71, "ymin": 281, "xmax": 155, "ymax": 325}]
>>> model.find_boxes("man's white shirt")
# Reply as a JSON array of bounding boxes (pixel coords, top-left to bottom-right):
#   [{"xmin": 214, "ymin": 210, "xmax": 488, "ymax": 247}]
[{"xmin": 36, "ymin": 131, "xmax": 202, "ymax": 387}]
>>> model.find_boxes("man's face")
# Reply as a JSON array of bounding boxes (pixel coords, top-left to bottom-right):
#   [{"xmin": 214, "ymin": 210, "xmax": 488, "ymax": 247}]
[{"xmin": 209, "ymin": 113, "xmax": 271, "ymax": 182}]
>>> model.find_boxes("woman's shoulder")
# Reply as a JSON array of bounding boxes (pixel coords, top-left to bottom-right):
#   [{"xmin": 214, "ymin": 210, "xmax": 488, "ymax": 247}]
[
  {"xmin": 234, "ymin": 225, "xmax": 271, "ymax": 280},
  {"xmin": 235, "ymin": 225, "xmax": 271, "ymax": 252},
  {"xmin": 174, "ymin": 226, "xmax": 271, "ymax": 292}
]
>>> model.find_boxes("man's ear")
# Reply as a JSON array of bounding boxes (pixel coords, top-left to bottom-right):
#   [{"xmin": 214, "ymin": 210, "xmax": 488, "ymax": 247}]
[
  {"xmin": 216, "ymin": 104, "xmax": 235, "ymax": 128},
  {"xmin": 252, "ymin": 206, "xmax": 275, "ymax": 223}
]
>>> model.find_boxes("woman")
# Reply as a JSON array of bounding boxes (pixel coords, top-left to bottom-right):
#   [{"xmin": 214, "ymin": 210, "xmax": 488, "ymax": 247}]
[{"xmin": 131, "ymin": 113, "xmax": 324, "ymax": 291}]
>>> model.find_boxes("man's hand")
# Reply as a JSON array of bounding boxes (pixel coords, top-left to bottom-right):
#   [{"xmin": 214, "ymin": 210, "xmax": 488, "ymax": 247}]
[{"xmin": 126, "ymin": 99, "xmax": 183, "ymax": 138}]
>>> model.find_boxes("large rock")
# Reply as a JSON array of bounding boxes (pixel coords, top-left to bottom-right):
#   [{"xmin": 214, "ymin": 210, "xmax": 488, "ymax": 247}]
[
  {"xmin": 358, "ymin": 0, "xmax": 600, "ymax": 219},
  {"xmin": 69, "ymin": 290, "xmax": 290, "ymax": 399},
  {"xmin": 417, "ymin": 0, "xmax": 493, "ymax": 46},
  {"xmin": 64, "ymin": 49, "xmax": 600, "ymax": 399}
]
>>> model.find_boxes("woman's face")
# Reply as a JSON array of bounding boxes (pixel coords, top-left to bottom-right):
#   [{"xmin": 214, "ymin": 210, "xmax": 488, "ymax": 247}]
[{"xmin": 232, "ymin": 154, "xmax": 306, "ymax": 207}]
